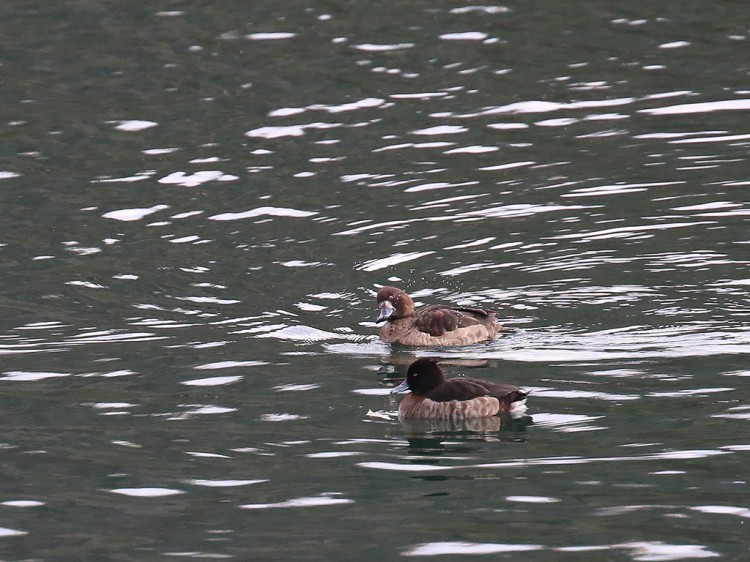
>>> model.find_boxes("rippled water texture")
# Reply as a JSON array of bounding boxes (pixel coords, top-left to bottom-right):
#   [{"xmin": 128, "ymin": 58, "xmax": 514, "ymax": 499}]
[{"xmin": 0, "ymin": 1, "xmax": 748, "ymax": 560}]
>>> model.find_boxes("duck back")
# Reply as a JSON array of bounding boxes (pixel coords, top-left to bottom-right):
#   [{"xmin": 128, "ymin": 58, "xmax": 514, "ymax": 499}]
[
  {"xmin": 413, "ymin": 305, "xmax": 498, "ymax": 337},
  {"xmin": 428, "ymin": 377, "xmax": 527, "ymax": 412}
]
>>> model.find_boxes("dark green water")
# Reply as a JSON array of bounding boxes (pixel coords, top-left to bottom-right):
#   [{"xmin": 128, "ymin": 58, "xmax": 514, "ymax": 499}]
[{"xmin": 1, "ymin": 1, "xmax": 748, "ymax": 560}]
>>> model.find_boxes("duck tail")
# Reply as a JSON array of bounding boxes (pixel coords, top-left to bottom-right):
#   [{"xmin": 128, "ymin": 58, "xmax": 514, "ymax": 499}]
[{"xmin": 508, "ymin": 388, "xmax": 530, "ymax": 416}]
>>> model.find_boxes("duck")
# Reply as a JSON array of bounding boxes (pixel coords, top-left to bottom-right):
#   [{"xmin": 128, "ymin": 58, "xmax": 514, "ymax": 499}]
[
  {"xmin": 376, "ymin": 286, "xmax": 504, "ymax": 346},
  {"xmin": 391, "ymin": 358, "xmax": 528, "ymax": 419}
]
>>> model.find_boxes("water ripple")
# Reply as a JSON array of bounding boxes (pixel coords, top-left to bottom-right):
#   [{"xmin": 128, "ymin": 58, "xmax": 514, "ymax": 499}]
[{"xmin": 359, "ymin": 448, "xmax": 732, "ymax": 473}]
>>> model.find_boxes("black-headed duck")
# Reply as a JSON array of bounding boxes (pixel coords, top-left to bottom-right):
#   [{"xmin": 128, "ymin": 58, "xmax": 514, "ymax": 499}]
[
  {"xmin": 391, "ymin": 358, "xmax": 528, "ymax": 419},
  {"xmin": 376, "ymin": 286, "xmax": 503, "ymax": 346}
]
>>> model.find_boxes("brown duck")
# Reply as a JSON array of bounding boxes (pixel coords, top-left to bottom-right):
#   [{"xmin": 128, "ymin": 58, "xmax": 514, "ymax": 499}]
[
  {"xmin": 376, "ymin": 286, "xmax": 503, "ymax": 346},
  {"xmin": 391, "ymin": 358, "xmax": 528, "ymax": 419}
]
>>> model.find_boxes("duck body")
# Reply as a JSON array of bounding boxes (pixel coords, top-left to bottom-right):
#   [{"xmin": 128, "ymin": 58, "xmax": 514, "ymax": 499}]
[
  {"xmin": 391, "ymin": 358, "xmax": 528, "ymax": 419},
  {"xmin": 376, "ymin": 286, "xmax": 501, "ymax": 346}
]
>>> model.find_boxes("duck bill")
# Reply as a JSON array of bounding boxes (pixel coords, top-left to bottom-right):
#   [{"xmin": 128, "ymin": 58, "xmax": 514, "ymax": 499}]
[
  {"xmin": 376, "ymin": 305, "xmax": 393, "ymax": 323},
  {"xmin": 391, "ymin": 379, "xmax": 410, "ymax": 394}
]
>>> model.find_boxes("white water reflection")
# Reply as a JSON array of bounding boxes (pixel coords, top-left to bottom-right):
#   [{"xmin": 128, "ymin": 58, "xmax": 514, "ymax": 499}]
[
  {"xmin": 167, "ymin": 405, "xmax": 238, "ymax": 420},
  {"xmin": 256, "ymin": 325, "xmax": 368, "ymax": 342},
  {"xmin": 102, "ymin": 205, "xmax": 169, "ymax": 222},
  {"xmin": 184, "ymin": 479, "xmax": 268, "ymax": 488},
  {"xmin": 305, "ymin": 451, "xmax": 364, "ymax": 459},
  {"xmin": 0, "ymin": 527, "xmax": 28, "ymax": 537},
  {"xmin": 162, "ymin": 552, "xmax": 232, "ymax": 559},
  {"xmin": 259, "ymin": 413, "xmax": 309, "ymax": 421},
  {"xmin": 273, "ymin": 384, "xmax": 320, "ymax": 392},
  {"xmin": 194, "ymin": 361, "xmax": 267, "ymax": 370},
  {"xmin": 357, "ymin": 252, "xmax": 435, "ymax": 271},
  {"xmin": 1, "ymin": 500, "xmax": 45, "ymax": 507},
  {"xmin": 91, "ymin": 402, "xmax": 134, "ymax": 410},
  {"xmin": 506, "ymin": 495, "xmax": 560, "ymax": 504},
  {"xmin": 640, "ymin": 99, "xmax": 750, "ymax": 115},
  {"xmin": 110, "ymin": 120, "xmax": 157, "ymax": 131},
  {"xmin": 563, "ymin": 181, "xmax": 684, "ymax": 198},
  {"xmin": 553, "ymin": 221, "xmax": 713, "ymax": 241},
  {"xmin": 403, "ymin": 540, "xmax": 719, "ymax": 559},
  {"xmin": 181, "ymin": 376, "xmax": 243, "ymax": 387},
  {"xmin": 622, "ymin": 542, "xmax": 719, "ymax": 561},
  {"xmin": 691, "ymin": 505, "xmax": 750, "ymax": 519},
  {"xmin": 159, "ymin": 171, "xmax": 238, "ymax": 187},
  {"xmin": 647, "ymin": 387, "xmax": 733, "ymax": 398},
  {"xmin": 530, "ymin": 412, "xmax": 607, "ymax": 432},
  {"xmin": 209, "ymin": 206, "xmax": 317, "ymax": 220},
  {"xmin": 239, "ymin": 493, "xmax": 353, "ymax": 509},
  {"xmin": 246, "ymin": 32, "xmax": 296, "ymax": 41},
  {"xmin": 403, "ymin": 542, "xmax": 543, "ymax": 556},
  {"xmin": 359, "ymin": 448, "xmax": 731, "ymax": 473},
  {"xmin": 244, "ymin": 123, "xmax": 341, "ymax": 139},
  {"xmin": 351, "ymin": 43, "xmax": 415, "ymax": 52},
  {"xmin": 110, "ymin": 488, "xmax": 184, "ymax": 497},
  {"xmin": 0, "ymin": 371, "xmax": 70, "ymax": 381}
]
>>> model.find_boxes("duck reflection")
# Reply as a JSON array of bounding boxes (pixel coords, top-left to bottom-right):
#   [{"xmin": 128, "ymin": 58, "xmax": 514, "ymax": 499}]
[
  {"xmin": 401, "ymin": 415, "xmax": 501, "ymax": 434},
  {"xmin": 400, "ymin": 415, "xmax": 533, "ymax": 460},
  {"xmin": 400, "ymin": 413, "xmax": 532, "ymax": 439},
  {"xmin": 377, "ymin": 351, "xmax": 498, "ymax": 387},
  {"xmin": 381, "ymin": 350, "xmax": 497, "ymax": 372}
]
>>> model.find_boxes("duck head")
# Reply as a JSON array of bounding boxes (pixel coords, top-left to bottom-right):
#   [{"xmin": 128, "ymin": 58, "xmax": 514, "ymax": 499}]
[
  {"xmin": 376, "ymin": 286, "xmax": 415, "ymax": 323},
  {"xmin": 391, "ymin": 358, "xmax": 445, "ymax": 395}
]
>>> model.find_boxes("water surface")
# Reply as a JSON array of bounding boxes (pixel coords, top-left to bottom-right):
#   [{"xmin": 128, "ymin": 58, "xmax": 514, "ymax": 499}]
[{"xmin": 0, "ymin": 0, "xmax": 748, "ymax": 560}]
